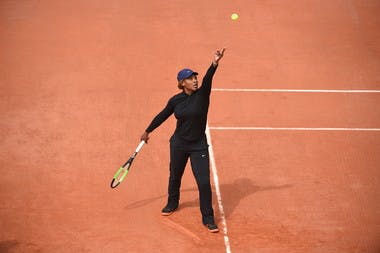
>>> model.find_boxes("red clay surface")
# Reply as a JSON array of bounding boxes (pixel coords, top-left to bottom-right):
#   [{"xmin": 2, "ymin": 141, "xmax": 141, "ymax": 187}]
[{"xmin": 1, "ymin": 1, "xmax": 380, "ymax": 253}]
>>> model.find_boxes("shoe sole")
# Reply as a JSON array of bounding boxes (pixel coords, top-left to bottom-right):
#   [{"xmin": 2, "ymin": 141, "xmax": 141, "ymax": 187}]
[
  {"xmin": 205, "ymin": 224, "xmax": 219, "ymax": 233},
  {"xmin": 161, "ymin": 211, "xmax": 174, "ymax": 216},
  {"xmin": 208, "ymin": 228, "xmax": 219, "ymax": 233},
  {"xmin": 161, "ymin": 208, "xmax": 177, "ymax": 216}
]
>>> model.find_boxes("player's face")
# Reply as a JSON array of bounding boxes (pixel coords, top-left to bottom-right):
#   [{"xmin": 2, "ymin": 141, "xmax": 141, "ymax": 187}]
[{"xmin": 181, "ymin": 74, "xmax": 198, "ymax": 95}]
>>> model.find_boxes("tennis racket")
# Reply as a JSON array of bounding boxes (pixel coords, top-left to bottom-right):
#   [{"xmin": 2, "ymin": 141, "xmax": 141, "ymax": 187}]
[{"xmin": 110, "ymin": 141, "xmax": 146, "ymax": 189}]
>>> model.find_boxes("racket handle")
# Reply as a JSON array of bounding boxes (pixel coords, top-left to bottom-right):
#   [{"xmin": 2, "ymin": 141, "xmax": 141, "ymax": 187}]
[{"xmin": 135, "ymin": 140, "xmax": 145, "ymax": 153}]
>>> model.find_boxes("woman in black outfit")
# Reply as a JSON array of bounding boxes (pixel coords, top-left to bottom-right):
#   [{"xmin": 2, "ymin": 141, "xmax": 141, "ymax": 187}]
[{"xmin": 141, "ymin": 48, "xmax": 225, "ymax": 233}]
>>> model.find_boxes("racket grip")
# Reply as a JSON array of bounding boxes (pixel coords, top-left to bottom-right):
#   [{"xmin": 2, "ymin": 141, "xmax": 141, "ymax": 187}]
[{"xmin": 135, "ymin": 141, "xmax": 145, "ymax": 153}]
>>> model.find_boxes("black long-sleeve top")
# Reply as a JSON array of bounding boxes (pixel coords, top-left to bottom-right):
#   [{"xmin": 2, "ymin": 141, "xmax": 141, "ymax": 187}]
[{"xmin": 145, "ymin": 63, "xmax": 218, "ymax": 150}]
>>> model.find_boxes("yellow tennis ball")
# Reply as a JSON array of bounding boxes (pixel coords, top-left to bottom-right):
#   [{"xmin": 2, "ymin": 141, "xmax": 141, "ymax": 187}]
[{"xmin": 231, "ymin": 13, "xmax": 239, "ymax": 21}]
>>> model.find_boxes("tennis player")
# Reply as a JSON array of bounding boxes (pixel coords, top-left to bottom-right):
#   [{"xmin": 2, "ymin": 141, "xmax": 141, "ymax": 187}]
[{"xmin": 141, "ymin": 48, "xmax": 225, "ymax": 233}]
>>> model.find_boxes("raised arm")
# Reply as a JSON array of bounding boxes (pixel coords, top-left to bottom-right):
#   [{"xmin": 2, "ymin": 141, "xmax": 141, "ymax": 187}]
[
  {"xmin": 213, "ymin": 48, "xmax": 226, "ymax": 67},
  {"xmin": 200, "ymin": 48, "xmax": 226, "ymax": 96}
]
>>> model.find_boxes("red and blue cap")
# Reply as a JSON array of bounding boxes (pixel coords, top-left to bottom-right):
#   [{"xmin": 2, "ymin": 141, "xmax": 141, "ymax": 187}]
[{"xmin": 177, "ymin": 68, "xmax": 198, "ymax": 81}]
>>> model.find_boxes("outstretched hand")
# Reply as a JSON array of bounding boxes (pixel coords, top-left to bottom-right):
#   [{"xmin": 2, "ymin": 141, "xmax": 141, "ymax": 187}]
[{"xmin": 213, "ymin": 48, "xmax": 226, "ymax": 66}]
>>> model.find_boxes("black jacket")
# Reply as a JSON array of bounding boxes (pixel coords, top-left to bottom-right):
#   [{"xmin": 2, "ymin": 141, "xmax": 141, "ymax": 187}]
[{"xmin": 145, "ymin": 63, "xmax": 218, "ymax": 150}]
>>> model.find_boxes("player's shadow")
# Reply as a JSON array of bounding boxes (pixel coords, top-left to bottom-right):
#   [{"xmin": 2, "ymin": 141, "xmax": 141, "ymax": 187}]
[
  {"xmin": 179, "ymin": 178, "xmax": 293, "ymax": 218},
  {"xmin": 180, "ymin": 178, "xmax": 293, "ymax": 218},
  {"xmin": 125, "ymin": 178, "xmax": 293, "ymax": 217},
  {"xmin": 220, "ymin": 178, "xmax": 293, "ymax": 218}
]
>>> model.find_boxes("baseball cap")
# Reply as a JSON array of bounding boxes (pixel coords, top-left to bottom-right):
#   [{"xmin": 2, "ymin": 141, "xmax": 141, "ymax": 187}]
[{"xmin": 177, "ymin": 68, "xmax": 198, "ymax": 81}]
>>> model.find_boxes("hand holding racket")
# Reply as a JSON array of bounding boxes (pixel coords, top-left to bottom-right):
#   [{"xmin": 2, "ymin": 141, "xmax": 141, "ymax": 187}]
[{"xmin": 110, "ymin": 140, "xmax": 146, "ymax": 188}]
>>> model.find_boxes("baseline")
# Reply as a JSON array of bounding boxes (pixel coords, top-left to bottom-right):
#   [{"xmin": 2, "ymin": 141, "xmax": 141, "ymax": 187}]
[
  {"xmin": 208, "ymin": 127, "xmax": 380, "ymax": 131},
  {"xmin": 212, "ymin": 88, "xmax": 380, "ymax": 93}
]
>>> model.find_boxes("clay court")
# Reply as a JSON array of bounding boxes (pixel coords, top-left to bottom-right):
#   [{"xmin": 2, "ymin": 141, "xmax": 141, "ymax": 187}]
[{"xmin": 1, "ymin": 1, "xmax": 380, "ymax": 252}]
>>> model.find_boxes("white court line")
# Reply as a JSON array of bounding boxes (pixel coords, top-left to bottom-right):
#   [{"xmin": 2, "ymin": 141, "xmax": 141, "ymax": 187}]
[
  {"xmin": 206, "ymin": 125, "xmax": 231, "ymax": 253},
  {"xmin": 207, "ymin": 87, "xmax": 379, "ymax": 252},
  {"xmin": 208, "ymin": 127, "xmax": 380, "ymax": 131},
  {"xmin": 212, "ymin": 88, "xmax": 380, "ymax": 93}
]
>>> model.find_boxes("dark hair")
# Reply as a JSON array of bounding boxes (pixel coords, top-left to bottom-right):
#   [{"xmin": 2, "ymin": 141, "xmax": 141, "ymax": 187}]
[{"xmin": 177, "ymin": 80, "xmax": 183, "ymax": 89}]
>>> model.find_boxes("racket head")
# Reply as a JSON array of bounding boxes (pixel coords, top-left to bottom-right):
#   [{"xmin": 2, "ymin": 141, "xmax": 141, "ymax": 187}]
[
  {"xmin": 110, "ymin": 178, "xmax": 121, "ymax": 188},
  {"xmin": 110, "ymin": 163, "xmax": 131, "ymax": 188}
]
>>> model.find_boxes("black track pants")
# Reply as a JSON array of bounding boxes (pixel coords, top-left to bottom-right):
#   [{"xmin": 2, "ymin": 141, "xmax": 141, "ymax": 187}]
[{"xmin": 167, "ymin": 145, "xmax": 215, "ymax": 225}]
